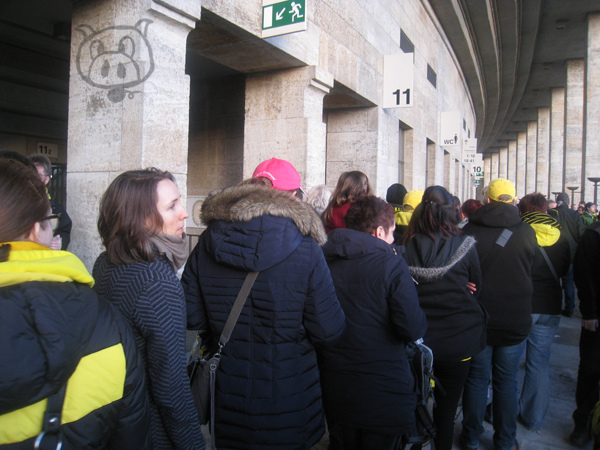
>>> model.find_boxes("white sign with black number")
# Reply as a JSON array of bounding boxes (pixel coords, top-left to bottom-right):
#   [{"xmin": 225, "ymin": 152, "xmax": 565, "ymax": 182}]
[
  {"xmin": 383, "ymin": 53, "xmax": 414, "ymax": 108},
  {"xmin": 471, "ymin": 153, "xmax": 484, "ymax": 180},
  {"xmin": 36, "ymin": 142, "xmax": 58, "ymax": 159}
]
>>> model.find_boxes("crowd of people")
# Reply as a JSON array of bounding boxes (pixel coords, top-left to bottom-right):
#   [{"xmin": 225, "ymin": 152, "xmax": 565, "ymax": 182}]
[{"xmin": 1, "ymin": 152, "xmax": 599, "ymax": 450}]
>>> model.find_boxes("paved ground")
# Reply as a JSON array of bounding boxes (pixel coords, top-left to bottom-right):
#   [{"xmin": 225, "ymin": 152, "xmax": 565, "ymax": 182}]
[
  {"xmin": 196, "ymin": 311, "xmax": 590, "ymax": 449},
  {"xmin": 310, "ymin": 311, "xmax": 589, "ymax": 450}
]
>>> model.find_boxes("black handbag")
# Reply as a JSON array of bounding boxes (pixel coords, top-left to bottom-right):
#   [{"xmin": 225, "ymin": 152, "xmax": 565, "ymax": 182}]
[{"xmin": 188, "ymin": 271, "xmax": 258, "ymax": 448}]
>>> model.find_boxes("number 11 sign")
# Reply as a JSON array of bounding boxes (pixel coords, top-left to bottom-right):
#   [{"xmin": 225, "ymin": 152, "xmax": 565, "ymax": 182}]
[{"xmin": 383, "ymin": 53, "xmax": 414, "ymax": 108}]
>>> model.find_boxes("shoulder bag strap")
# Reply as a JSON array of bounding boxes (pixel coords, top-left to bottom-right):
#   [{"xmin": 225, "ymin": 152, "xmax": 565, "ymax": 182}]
[
  {"xmin": 218, "ymin": 271, "xmax": 259, "ymax": 349},
  {"xmin": 539, "ymin": 246, "xmax": 560, "ymax": 284},
  {"xmin": 34, "ymin": 384, "xmax": 67, "ymax": 450},
  {"xmin": 210, "ymin": 272, "xmax": 258, "ymax": 450},
  {"xmin": 480, "ymin": 228, "xmax": 514, "ymax": 275}
]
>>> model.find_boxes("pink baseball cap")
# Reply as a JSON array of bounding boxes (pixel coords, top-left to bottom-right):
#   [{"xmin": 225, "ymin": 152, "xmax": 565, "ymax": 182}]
[{"xmin": 252, "ymin": 158, "xmax": 305, "ymax": 193}]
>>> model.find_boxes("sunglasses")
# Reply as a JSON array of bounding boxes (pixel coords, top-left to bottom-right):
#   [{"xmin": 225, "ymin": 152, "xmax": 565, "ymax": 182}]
[{"xmin": 41, "ymin": 213, "xmax": 61, "ymax": 232}]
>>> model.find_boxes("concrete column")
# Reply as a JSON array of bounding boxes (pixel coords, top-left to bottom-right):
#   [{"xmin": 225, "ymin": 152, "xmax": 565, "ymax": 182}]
[
  {"xmin": 508, "ymin": 140, "xmax": 517, "ymax": 183},
  {"xmin": 377, "ymin": 111, "xmax": 402, "ymax": 197},
  {"xmin": 426, "ymin": 140, "xmax": 436, "ymax": 187},
  {"xmin": 491, "ymin": 152, "xmax": 499, "ymax": 180},
  {"xmin": 516, "ymin": 131, "xmax": 527, "ymax": 198},
  {"xmin": 526, "ymin": 121, "xmax": 537, "ymax": 194},
  {"xmin": 484, "ymin": 155, "xmax": 491, "ymax": 188},
  {"xmin": 444, "ymin": 151, "xmax": 453, "ymax": 192},
  {"xmin": 67, "ymin": 0, "xmax": 200, "ymax": 268},
  {"xmin": 585, "ymin": 13, "xmax": 600, "ymax": 201},
  {"xmin": 462, "ymin": 165, "xmax": 469, "ymax": 201},
  {"xmin": 244, "ymin": 66, "xmax": 333, "ymax": 190},
  {"xmin": 403, "ymin": 131, "xmax": 428, "ymax": 190},
  {"xmin": 454, "ymin": 158, "xmax": 461, "ymax": 197},
  {"xmin": 402, "ymin": 129, "xmax": 416, "ymax": 189},
  {"xmin": 565, "ymin": 59, "xmax": 585, "ymax": 205},
  {"xmin": 550, "ymin": 88, "xmax": 565, "ymax": 195},
  {"xmin": 499, "ymin": 147, "xmax": 508, "ymax": 179},
  {"xmin": 537, "ymin": 107, "xmax": 550, "ymax": 196}
]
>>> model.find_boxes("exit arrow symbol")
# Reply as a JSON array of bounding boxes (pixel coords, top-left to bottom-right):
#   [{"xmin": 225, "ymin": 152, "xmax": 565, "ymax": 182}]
[{"xmin": 276, "ymin": 8, "xmax": 285, "ymax": 20}]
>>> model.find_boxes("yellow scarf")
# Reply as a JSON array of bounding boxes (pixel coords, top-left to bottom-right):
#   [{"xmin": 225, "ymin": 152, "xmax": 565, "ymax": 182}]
[
  {"xmin": 0, "ymin": 241, "xmax": 94, "ymax": 288},
  {"xmin": 395, "ymin": 210, "xmax": 413, "ymax": 227}
]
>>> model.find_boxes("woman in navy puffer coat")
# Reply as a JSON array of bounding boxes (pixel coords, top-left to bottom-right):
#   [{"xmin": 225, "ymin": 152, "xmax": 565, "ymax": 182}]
[
  {"xmin": 319, "ymin": 196, "xmax": 427, "ymax": 449},
  {"xmin": 183, "ymin": 183, "xmax": 346, "ymax": 450}
]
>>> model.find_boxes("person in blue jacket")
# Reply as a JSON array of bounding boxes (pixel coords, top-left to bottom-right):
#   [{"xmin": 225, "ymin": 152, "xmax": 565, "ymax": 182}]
[
  {"xmin": 319, "ymin": 195, "xmax": 428, "ymax": 450},
  {"xmin": 183, "ymin": 158, "xmax": 346, "ymax": 450}
]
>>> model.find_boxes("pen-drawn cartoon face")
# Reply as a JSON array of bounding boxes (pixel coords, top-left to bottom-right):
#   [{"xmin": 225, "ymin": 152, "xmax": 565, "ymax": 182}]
[{"xmin": 75, "ymin": 19, "xmax": 154, "ymax": 102}]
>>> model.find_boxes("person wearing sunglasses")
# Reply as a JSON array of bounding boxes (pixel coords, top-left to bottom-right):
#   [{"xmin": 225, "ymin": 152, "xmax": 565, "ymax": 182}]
[
  {"xmin": 29, "ymin": 154, "xmax": 72, "ymax": 250},
  {"xmin": 0, "ymin": 159, "xmax": 150, "ymax": 448}
]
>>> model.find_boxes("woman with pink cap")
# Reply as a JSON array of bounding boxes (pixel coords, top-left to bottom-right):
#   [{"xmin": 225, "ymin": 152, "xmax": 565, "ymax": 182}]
[{"xmin": 183, "ymin": 157, "xmax": 346, "ymax": 449}]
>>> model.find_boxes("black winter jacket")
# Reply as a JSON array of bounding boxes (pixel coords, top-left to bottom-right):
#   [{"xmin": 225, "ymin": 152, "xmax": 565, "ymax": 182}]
[
  {"xmin": 549, "ymin": 204, "xmax": 585, "ymax": 260},
  {"xmin": 463, "ymin": 201, "xmax": 537, "ymax": 346},
  {"xmin": 183, "ymin": 185, "xmax": 345, "ymax": 450},
  {"xmin": 0, "ymin": 242, "xmax": 149, "ymax": 449},
  {"xmin": 319, "ymin": 228, "xmax": 427, "ymax": 436},
  {"xmin": 403, "ymin": 233, "xmax": 487, "ymax": 362},
  {"xmin": 574, "ymin": 222, "xmax": 600, "ymax": 320},
  {"xmin": 50, "ymin": 199, "xmax": 72, "ymax": 250},
  {"xmin": 520, "ymin": 212, "xmax": 571, "ymax": 315}
]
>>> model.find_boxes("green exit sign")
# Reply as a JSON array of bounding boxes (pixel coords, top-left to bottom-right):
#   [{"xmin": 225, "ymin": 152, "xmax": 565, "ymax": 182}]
[{"xmin": 262, "ymin": 0, "xmax": 307, "ymax": 38}]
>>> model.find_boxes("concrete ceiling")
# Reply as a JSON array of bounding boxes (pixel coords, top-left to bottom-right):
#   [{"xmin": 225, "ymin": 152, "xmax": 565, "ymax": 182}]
[
  {"xmin": 2, "ymin": 0, "xmax": 599, "ymax": 149},
  {"xmin": 428, "ymin": 0, "xmax": 600, "ymax": 153}
]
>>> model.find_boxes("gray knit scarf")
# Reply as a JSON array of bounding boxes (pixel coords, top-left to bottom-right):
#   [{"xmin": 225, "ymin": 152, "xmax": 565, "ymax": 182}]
[{"xmin": 148, "ymin": 233, "xmax": 188, "ymax": 271}]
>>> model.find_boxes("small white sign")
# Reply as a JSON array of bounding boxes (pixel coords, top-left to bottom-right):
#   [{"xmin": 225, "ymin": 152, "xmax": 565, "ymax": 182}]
[
  {"xmin": 440, "ymin": 111, "xmax": 461, "ymax": 146},
  {"xmin": 36, "ymin": 142, "xmax": 59, "ymax": 159},
  {"xmin": 462, "ymin": 138, "xmax": 478, "ymax": 165},
  {"xmin": 383, "ymin": 53, "xmax": 414, "ymax": 108},
  {"xmin": 470, "ymin": 153, "xmax": 484, "ymax": 179}
]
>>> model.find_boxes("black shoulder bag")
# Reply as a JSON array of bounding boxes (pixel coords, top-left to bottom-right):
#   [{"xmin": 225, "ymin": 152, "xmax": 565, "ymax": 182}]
[{"xmin": 188, "ymin": 271, "xmax": 259, "ymax": 450}]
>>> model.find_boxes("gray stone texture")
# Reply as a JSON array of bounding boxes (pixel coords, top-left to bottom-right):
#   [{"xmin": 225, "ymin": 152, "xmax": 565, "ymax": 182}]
[{"xmin": 565, "ymin": 59, "xmax": 585, "ymax": 206}]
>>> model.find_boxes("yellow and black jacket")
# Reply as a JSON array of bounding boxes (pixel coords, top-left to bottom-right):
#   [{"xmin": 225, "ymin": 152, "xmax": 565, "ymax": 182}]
[
  {"xmin": 0, "ymin": 242, "xmax": 150, "ymax": 449},
  {"xmin": 521, "ymin": 212, "xmax": 571, "ymax": 315}
]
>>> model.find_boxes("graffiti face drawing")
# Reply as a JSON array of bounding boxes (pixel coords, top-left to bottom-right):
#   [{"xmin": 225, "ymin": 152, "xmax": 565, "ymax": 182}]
[{"xmin": 76, "ymin": 19, "xmax": 154, "ymax": 103}]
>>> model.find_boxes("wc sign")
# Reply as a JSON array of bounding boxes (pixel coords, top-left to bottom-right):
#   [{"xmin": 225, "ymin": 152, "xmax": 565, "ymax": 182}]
[
  {"xmin": 440, "ymin": 111, "xmax": 461, "ymax": 147},
  {"xmin": 262, "ymin": 0, "xmax": 306, "ymax": 38}
]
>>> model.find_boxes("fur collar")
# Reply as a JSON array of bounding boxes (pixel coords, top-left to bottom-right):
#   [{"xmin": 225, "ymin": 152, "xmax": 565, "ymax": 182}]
[
  {"xmin": 408, "ymin": 236, "xmax": 476, "ymax": 283},
  {"xmin": 201, "ymin": 185, "xmax": 328, "ymax": 245}
]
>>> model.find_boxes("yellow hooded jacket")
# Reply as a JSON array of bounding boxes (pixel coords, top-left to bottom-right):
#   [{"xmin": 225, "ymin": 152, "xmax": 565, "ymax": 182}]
[{"xmin": 0, "ymin": 241, "xmax": 149, "ymax": 447}]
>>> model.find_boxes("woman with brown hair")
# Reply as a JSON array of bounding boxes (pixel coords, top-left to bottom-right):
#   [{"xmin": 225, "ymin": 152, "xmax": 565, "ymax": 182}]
[
  {"xmin": 402, "ymin": 185, "xmax": 486, "ymax": 450},
  {"xmin": 322, "ymin": 170, "xmax": 371, "ymax": 232},
  {"xmin": 0, "ymin": 159, "xmax": 150, "ymax": 448},
  {"xmin": 320, "ymin": 195, "xmax": 427, "ymax": 449},
  {"xmin": 93, "ymin": 169, "xmax": 205, "ymax": 450}
]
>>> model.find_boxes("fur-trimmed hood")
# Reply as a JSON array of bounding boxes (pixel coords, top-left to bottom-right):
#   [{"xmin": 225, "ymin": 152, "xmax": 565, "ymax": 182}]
[
  {"xmin": 202, "ymin": 185, "xmax": 327, "ymax": 244},
  {"xmin": 405, "ymin": 234, "xmax": 476, "ymax": 283},
  {"xmin": 199, "ymin": 185, "xmax": 327, "ymax": 271}
]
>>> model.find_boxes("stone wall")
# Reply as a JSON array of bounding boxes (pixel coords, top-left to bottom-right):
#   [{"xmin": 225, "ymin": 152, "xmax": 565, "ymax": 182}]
[{"xmin": 197, "ymin": 0, "xmax": 476, "ymax": 199}]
